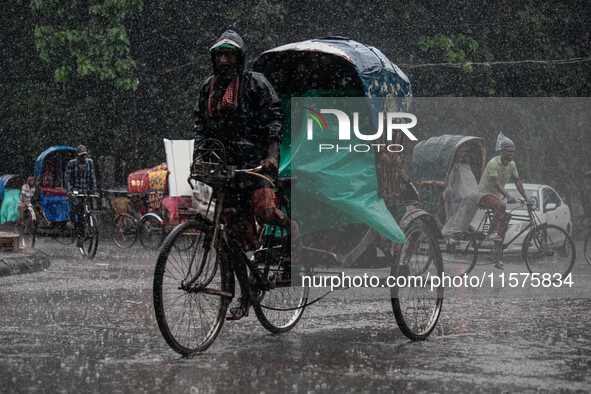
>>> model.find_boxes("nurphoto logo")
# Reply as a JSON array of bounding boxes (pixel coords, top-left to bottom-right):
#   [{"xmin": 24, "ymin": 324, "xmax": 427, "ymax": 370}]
[{"xmin": 305, "ymin": 108, "xmax": 417, "ymax": 153}]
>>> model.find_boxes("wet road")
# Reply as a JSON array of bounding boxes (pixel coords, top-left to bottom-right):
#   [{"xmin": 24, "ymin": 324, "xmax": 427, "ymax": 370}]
[{"xmin": 1, "ymin": 236, "xmax": 590, "ymax": 393}]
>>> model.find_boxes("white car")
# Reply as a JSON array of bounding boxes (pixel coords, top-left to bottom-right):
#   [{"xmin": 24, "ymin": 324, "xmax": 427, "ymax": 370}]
[{"xmin": 471, "ymin": 183, "xmax": 571, "ymax": 253}]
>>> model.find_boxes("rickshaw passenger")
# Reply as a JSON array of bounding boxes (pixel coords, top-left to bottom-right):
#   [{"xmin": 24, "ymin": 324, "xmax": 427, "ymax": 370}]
[
  {"xmin": 18, "ymin": 176, "xmax": 36, "ymax": 212},
  {"xmin": 478, "ymin": 133, "xmax": 530, "ymax": 269},
  {"xmin": 193, "ymin": 30, "xmax": 296, "ymax": 321},
  {"xmin": 65, "ymin": 145, "xmax": 97, "ymax": 246},
  {"xmin": 442, "ymin": 145, "xmax": 479, "ymax": 238}
]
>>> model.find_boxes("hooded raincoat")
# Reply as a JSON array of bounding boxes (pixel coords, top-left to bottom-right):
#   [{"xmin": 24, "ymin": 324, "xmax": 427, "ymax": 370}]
[{"xmin": 193, "ymin": 30, "xmax": 284, "ymax": 177}]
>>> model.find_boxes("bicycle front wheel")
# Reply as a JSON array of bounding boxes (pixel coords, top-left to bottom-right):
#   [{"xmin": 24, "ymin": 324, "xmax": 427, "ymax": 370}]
[
  {"xmin": 139, "ymin": 213, "xmax": 165, "ymax": 250},
  {"xmin": 584, "ymin": 229, "xmax": 591, "ymax": 266},
  {"xmin": 153, "ymin": 220, "xmax": 231, "ymax": 355},
  {"xmin": 17, "ymin": 207, "xmax": 37, "ymax": 248},
  {"xmin": 253, "ymin": 227, "xmax": 309, "ymax": 333},
  {"xmin": 112, "ymin": 213, "xmax": 138, "ymax": 248},
  {"xmin": 391, "ymin": 219, "xmax": 444, "ymax": 341},
  {"xmin": 80, "ymin": 213, "xmax": 99, "ymax": 259},
  {"xmin": 522, "ymin": 224, "xmax": 575, "ymax": 279}
]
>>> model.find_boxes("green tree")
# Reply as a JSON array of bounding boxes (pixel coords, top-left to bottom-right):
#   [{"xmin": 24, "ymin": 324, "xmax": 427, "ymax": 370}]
[{"xmin": 30, "ymin": 0, "xmax": 143, "ymax": 90}]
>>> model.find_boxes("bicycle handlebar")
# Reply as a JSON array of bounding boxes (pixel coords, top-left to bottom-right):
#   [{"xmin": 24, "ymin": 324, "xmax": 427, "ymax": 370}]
[
  {"xmin": 235, "ymin": 165, "xmax": 263, "ymax": 173},
  {"xmin": 70, "ymin": 192, "xmax": 99, "ymax": 198}
]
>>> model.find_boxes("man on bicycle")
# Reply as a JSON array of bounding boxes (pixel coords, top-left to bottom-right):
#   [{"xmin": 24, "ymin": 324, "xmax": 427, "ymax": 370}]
[
  {"xmin": 193, "ymin": 30, "xmax": 296, "ymax": 320},
  {"xmin": 65, "ymin": 145, "xmax": 98, "ymax": 247},
  {"xmin": 478, "ymin": 133, "xmax": 530, "ymax": 269}
]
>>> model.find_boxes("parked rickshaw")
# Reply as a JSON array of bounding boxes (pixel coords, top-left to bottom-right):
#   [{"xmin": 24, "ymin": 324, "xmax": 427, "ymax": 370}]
[
  {"xmin": 30, "ymin": 146, "xmax": 99, "ymax": 258},
  {"xmin": 153, "ymin": 37, "xmax": 444, "ymax": 355},
  {"xmin": 109, "ymin": 167, "xmax": 150, "ymax": 248},
  {"xmin": 114, "ymin": 162, "xmax": 197, "ymax": 249}
]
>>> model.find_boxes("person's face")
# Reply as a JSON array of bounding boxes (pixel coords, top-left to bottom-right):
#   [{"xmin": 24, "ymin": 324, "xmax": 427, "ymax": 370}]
[
  {"xmin": 78, "ymin": 153, "xmax": 88, "ymax": 164},
  {"xmin": 27, "ymin": 178, "xmax": 34, "ymax": 187},
  {"xmin": 500, "ymin": 148, "xmax": 515, "ymax": 162},
  {"xmin": 214, "ymin": 48, "xmax": 239, "ymax": 75}
]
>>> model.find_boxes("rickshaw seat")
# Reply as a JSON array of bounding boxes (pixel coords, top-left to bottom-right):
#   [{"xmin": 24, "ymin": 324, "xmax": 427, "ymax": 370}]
[{"xmin": 40, "ymin": 187, "xmax": 68, "ymax": 196}]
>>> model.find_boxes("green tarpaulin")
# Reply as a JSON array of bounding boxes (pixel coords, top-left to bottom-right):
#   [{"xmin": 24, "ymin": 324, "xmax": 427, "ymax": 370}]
[
  {"xmin": 280, "ymin": 91, "xmax": 405, "ymax": 243},
  {"xmin": 0, "ymin": 189, "xmax": 21, "ymax": 224}
]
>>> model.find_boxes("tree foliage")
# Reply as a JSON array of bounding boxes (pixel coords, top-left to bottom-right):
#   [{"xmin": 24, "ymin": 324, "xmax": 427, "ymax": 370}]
[
  {"xmin": 31, "ymin": 0, "xmax": 143, "ymax": 90},
  {"xmin": 1, "ymin": 0, "xmax": 590, "ymax": 216}
]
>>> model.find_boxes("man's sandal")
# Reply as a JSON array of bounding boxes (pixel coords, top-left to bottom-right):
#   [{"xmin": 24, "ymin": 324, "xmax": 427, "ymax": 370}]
[{"xmin": 226, "ymin": 297, "xmax": 250, "ymax": 321}]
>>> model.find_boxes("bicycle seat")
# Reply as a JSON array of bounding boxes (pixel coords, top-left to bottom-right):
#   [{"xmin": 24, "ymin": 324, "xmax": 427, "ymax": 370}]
[{"xmin": 276, "ymin": 176, "xmax": 299, "ymax": 189}]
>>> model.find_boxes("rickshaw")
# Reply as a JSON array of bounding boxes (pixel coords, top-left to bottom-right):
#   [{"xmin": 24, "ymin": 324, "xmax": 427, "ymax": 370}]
[
  {"xmin": 109, "ymin": 166, "xmax": 150, "ymax": 248},
  {"xmin": 153, "ymin": 37, "xmax": 445, "ymax": 355},
  {"xmin": 413, "ymin": 135, "xmax": 575, "ymax": 278},
  {"xmin": 0, "ymin": 175, "xmax": 31, "ymax": 245},
  {"xmin": 117, "ymin": 161, "xmax": 198, "ymax": 249},
  {"xmin": 31, "ymin": 146, "xmax": 99, "ymax": 258}
]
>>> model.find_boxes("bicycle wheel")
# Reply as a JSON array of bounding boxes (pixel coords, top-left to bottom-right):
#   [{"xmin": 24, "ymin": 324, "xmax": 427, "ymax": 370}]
[
  {"xmin": 584, "ymin": 229, "xmax": 591, "ymax": 266},
  {"xmin": 52, "ymin": 223, "xmax": 76, "ymax": 245},
  {"xmin": 391, "ymin": 219, "xmax": 444, "ymax": 341},
  {"xmin": 16, "ymin": 207, "xmax": 37, "ymax": 248},
  {"xmin": 522, "ymin": 224, "xmax": 575, "ymax": 279},
  {"xmin": 153, "ymin": 220, "xmax": 231, "ymax": 355},
  {"xmin": 440, "ymin": 235, "xmax": 480, "ymax": 277},
  {"xmin": 112, "ymin": 213, "xmax": 138, "ymax": 248},
  {"xmin": 139, "ymin": 213, "xmax": 165, "ymax": 250},
  {"xmin": 253, "ymin": 227, "xmax": 309, "ymax": 333},
  {"xmin": 80, "ymin": 213, "xmax": 99, "ymax": 259}
]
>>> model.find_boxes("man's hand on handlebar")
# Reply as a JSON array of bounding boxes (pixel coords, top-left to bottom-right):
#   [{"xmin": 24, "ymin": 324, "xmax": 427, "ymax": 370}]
[{"xmin": 260, "ymin": 156, "xmax": 278, "ymax": 172}]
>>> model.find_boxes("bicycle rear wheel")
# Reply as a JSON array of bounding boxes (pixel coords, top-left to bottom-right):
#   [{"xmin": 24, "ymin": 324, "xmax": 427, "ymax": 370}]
[
  {"xmin": 112, "ymin": 213, "xmax": 138, "ymax": 248},
  {"xmin": 253, "ymin": 227, "xmax": 309, "ymax": 333},
  {"xmin": 523, "ymin": 224, "xmax": 575, "ymax": 279},
  {"xmin": 584, "ymin": 229, "xmax": 591, "ymax": 266},
  {"xmin": 391, "ymin": 219, "xmax": 444, "ymax": 341},
  {"xmin": 16, "ymin": 207, "xmax": 37, "ymax": 248},
  {"xmin": 153, "ymin": 220, "xmax": 231, "ymax": 355},
  {"xmin": 139, "ymin": 213, "xmax": 165, "ymax": 250},
  {"xmin": 80, "ymin": 213, "xmax": 99, "ymax": 259},
  {"xmin": 440, "ymin": 236, "xmax": 479, "ymax": 277}
]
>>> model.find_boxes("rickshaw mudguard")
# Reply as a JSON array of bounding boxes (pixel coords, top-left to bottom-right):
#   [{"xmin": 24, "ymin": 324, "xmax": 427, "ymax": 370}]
[{"xmin": 397, "ymin": 208, "xmax": 442, "ymax": 239}]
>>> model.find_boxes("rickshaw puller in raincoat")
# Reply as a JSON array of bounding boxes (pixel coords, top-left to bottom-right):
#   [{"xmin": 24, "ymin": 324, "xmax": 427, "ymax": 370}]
[{"xmin": 193, "ymin": 30, "xmax": 296, "ymax": 320}]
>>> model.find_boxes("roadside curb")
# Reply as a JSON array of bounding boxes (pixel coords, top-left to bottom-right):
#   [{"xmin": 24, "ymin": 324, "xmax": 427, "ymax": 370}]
[{"xmin": 0, "ymin": 248, "xmax": 50, "ymax": 277}]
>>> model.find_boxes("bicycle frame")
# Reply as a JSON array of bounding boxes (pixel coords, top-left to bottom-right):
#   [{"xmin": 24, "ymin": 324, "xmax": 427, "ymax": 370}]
[
  {"xmin": 181, "ymin": 172, "xmax": 286, "ymax": 297},
  {"xmin": 475, "ymin": 199, "xmax": 543, "ymax": 250}
]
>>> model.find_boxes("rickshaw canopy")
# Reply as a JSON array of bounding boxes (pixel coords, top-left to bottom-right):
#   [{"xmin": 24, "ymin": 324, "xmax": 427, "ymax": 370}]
[
  {"xmin": 127, "ymin": 168, "xmax": 151, "ymax": 194},
  {"xmin": 34, "ymin": 146, "xmax": 76, "ymax": 180},
  {"xmin": 252, "ymin": 37, "xmax": 413, "ymax": 243},
  {"xmin": 254, "ymin": 37, "xmax": 412, "ymax": 102},
  {"xmin": 0, "ymin": 174, "xmax": 22, "ymax": 199},
  {"xmin": 127, "ymin": 164, "xmax": 168, "ymax": 194},
  {"xmin": 412, "ymin": 135, "xmax": 486, "ymax": 185}
]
